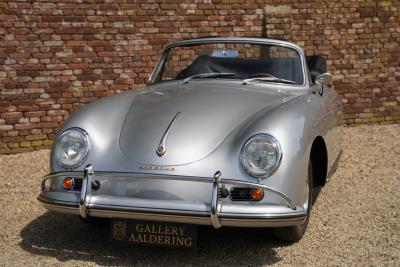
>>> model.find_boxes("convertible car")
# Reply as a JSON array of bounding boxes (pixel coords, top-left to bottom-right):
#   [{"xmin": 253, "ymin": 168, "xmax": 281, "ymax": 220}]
[{"xmin": 38, "ymin": 37, "xmax": 342, "ymax": 244}]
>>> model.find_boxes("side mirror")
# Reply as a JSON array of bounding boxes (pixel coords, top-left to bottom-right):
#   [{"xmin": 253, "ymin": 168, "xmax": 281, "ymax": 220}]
[
  {"xmin": 314, "ymin": 73, "xmax": 333, "ymax": 96},
  {"xmin": 315, "ymin": 73, "xmax": 333, "ymax": 86},
  {"xmin": 145, "ymin": 77, "xmax": 152, "ymax": 85}
]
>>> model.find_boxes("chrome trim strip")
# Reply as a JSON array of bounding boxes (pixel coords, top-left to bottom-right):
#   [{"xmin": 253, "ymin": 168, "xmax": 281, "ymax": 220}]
[
  {"xmin": 95, "ymin": 172, "xmax": 213, "ymax": 181},
  {"xmin": 221, "ymin": 179, "xmax": 296, "ymax": 210},
  {"xmin": 38, "ymin": 197, "xmax": 306, "ymax": 227},
  {"xmin": 164, "ymin": 37, "xmax": 304, "ymax": 53},
  {"xmin": 211, "ymin": 171, "xmax": 222, "ymax": 228},
  {"xmin": 42, "ymin": 172, "xmax": 84, "ymax": 179},
  {"xmin": 156, "ymin": 111, "xmax": 181, "ymax": 157},
  {"xmin": 39, "ymin": 194, "xmax": 305, "ymax": 220},
  {"xmin": 88, "ymin": 203, "xmax": 210, "ymax": 217},
  {"xmin": 220, "ymin": 217, "xmax": 306, "ymax": 227},
  {"xmin": 90, "ymin": 208, "xmax": 211, "ymax": 224},
  {"xmin": 90, "ymin": 208, "xmax": 306, "ymax": 227},
  {"xmin": 220, "ymin": 212, "xmax": 306, "ymax": 220}
]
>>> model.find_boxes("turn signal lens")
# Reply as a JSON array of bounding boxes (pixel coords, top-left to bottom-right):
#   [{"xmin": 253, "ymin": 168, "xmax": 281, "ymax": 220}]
[
  {"xmin": 63, "ymin": 177, "xmax": 74, "ymax": 190},
  {"xmin": 251, "ymin": 187, "xmax": 264, "ymax": 201}
]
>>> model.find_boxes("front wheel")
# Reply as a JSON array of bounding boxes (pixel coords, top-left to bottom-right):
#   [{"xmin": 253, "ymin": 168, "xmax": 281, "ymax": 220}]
[{"xmin": 272, "ymin": 159, "xmax": 314, "ymax": 242}]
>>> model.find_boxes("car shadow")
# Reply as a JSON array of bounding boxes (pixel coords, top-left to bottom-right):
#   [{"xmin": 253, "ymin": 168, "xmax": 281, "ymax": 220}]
[{"xmin": 20, "ymin": 212, "xmax": 288, "ymax": 266}]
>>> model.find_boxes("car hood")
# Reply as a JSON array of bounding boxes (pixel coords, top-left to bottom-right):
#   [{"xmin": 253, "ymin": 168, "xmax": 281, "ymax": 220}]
[{"xmin": 119, "ymin": 81, "xmax": 296, "ymax": 166}]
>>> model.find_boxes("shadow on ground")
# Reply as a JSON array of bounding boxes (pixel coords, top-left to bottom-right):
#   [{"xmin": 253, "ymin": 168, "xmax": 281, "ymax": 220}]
[{"xmin": 20, "ymin": 212, "xmax": 288, "ymax": 266}]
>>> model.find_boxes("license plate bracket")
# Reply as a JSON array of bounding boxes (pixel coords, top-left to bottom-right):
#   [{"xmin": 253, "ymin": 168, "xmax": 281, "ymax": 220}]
[{"xmin": 110, "ymin": 219, "xmax": 197, "ymax": 249}]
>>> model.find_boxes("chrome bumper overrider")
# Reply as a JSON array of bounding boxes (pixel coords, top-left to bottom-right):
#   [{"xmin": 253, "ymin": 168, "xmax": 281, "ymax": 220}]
[{"xmin": 39, "ymin": 165, "xmax": 306, "ymax": 228}]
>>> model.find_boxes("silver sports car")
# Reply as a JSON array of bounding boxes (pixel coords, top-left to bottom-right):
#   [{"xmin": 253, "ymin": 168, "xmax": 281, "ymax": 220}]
[{"xmin": 38, "ymin": 37, "xmax": 343, "ymax": 245}]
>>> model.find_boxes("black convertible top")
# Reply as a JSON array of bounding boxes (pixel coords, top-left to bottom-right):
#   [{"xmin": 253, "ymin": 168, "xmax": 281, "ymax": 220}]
[
  {"xmin": 175, "ymin": 54, "xmax": 327, "ymax": 85},
  {"xmin": 176, "ymin": 55, "xmax": 304, "ymax": 85},
  {"xmin": 306, "ymin": 55, "xmax": 327, "ymax": 82}
]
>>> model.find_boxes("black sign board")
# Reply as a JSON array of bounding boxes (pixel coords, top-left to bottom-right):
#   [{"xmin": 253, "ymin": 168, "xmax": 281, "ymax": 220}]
[{"xmin": 110, "ymin": 219, "xmax": 197, "ymax": 249}]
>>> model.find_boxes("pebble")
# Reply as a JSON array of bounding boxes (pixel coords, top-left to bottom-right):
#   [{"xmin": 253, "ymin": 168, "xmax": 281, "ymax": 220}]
[{"xmin": 0, "ymin": 124, "xmax": 399, "ymax": 266}]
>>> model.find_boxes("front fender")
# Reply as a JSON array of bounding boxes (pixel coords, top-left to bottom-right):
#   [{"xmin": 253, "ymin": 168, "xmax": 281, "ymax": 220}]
[
  {"xmin": 50, "ymin": 90, "xmax": 138, "ymax": 172},
  {"xmin": 214, "ymin": 91, "xmax": 325, "ymax": 206}
]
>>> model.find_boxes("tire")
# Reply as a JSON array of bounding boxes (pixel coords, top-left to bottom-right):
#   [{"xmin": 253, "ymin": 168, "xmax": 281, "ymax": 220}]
[{"xmin": 272, "ymin": 159, "xmax": 314, "ymax": 242}]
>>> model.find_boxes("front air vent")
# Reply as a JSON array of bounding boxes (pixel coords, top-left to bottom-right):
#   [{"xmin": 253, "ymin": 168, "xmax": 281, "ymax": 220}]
[
  {"xmin": 71, "ymin": 178, "xmax": 83, "ymax": 191},
  {"xmin": 230, "ymin": 187, "xmax": 253, "ymax": 201}
]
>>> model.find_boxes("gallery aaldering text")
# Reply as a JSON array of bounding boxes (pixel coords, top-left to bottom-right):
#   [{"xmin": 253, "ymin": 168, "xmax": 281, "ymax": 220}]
[{"xmin": 128, "ymin": 223, "xmax": 193, "ymax": 247}]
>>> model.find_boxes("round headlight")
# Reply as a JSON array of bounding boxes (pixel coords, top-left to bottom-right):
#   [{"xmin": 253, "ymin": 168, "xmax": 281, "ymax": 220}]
[
  {"xmin": 54, "ymin": 128, "xmax": 90, "ymax": 169},
  {"xmin": 240, "ymin": 134, "xmax": 282, "ymax": 178}
]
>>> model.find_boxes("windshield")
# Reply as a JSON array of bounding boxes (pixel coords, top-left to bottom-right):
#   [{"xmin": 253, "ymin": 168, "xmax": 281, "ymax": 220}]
[{"xmin": 156, "ymin": 42, "xmax": 304, "ymax": 85}]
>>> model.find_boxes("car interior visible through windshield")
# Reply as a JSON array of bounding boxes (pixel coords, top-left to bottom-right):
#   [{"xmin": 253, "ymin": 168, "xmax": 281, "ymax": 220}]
[
  {"xmin": 176, "ymin": 55, "xmax": 303, "ymax": 84},
  {"xmin": 159, "ymin": 43, "xmax": 305, "ymax": 85}
]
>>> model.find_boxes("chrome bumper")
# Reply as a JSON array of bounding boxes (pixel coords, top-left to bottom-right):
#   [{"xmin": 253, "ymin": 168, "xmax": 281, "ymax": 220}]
[{"xmin": 39, "ymin": 165, "xmax": 306, "ymax": 228}]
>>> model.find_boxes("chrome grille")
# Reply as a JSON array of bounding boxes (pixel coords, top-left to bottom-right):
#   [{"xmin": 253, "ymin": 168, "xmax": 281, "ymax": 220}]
[
  {"xmin": 71, "ymin": 178, "xmax": 82, "ymax": 191},
  {"xmin": 230, "ymin": 187, "xmax": 252, "ymax": 201}
]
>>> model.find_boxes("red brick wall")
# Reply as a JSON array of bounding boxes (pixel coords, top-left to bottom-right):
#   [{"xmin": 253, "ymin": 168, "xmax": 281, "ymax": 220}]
[{"xmin": 0, "ymin": 1, "xmax": 399, "ymax": 154}]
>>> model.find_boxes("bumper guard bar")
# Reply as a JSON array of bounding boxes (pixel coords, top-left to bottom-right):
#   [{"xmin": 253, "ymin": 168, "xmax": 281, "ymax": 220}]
[{"xmin": 41, "ymin": 164, "xmax": 297, "ymax": 229}]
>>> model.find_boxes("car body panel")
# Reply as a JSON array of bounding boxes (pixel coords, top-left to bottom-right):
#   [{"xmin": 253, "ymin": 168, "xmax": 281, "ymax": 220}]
[
  {"xmin": 119, "ymin": 81, "xmax": 300, "ymax": 166},
  {"xmin": 40, "ymin": 37, "xmax": 343, "ymax": 229}
]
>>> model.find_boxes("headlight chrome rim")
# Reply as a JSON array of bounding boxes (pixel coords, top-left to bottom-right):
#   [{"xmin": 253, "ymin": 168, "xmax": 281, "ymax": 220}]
[
  {"xmin": 240, "ymin": 133, "xmax": 282, "ymax": 179},
  {"xmin": 54, "ymin": 128, "xmax": 91, "ymax": 169}
]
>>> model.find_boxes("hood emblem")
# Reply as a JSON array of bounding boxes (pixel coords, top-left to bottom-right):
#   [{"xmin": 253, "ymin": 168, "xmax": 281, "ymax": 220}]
[
  {"xmin": 156, "ymin": 112, "xmax": 181, "ymax": 157},
  {"xmin": 156, "ymin": 144, "xmax": 166, "ymax": 157}
]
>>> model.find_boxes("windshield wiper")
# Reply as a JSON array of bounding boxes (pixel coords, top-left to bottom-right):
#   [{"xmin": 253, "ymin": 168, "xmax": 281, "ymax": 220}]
[
  {"xmin": 181, "ymin": 72, "xmax": 236, "ymax": 84},
  {"xmin": 242, "ymin": 76, "xmax": 296, "ymax": 85}
]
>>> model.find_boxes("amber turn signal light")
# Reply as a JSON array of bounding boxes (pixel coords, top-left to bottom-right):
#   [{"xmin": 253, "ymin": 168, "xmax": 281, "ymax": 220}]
[
  {"xmin": 63, "ymin": 177, "xmax": 74, "ymax": 190},
  {"xmin": 251, "ymin": 187, "xmax": 264, "ymax": 201}
]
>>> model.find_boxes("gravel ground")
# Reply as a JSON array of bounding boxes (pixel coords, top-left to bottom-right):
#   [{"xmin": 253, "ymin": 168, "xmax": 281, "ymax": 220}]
[{"xmin": 0, "ymin": 124, "xmax": 399, "ymax": 266}]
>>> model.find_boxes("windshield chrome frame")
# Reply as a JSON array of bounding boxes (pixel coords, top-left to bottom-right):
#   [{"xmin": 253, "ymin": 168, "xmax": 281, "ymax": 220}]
[{"xmin": 148, "ymin": 37, "xmax": 308, "ymax": 88}]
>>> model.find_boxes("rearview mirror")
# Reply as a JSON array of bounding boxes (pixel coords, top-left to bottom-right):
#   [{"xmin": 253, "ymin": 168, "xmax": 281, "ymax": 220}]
[
  {"xmin": 211, "ymin": 49, "xmax": 238, "ymax": 58},
  {"xmin": 145, "ymin": 77, "xmax": 152, "ymax": 85}
]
